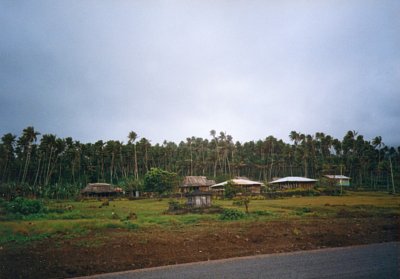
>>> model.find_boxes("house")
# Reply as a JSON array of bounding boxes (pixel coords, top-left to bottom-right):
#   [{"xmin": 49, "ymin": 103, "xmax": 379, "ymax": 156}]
[
  {"xmin": 81, "ymin": 183, "xmax": 119, "ymax": 197},
  {"xmin": 269, "ymin": 176, "xmax": 317, "ymax": 190},
  {"xmin": 180, "ymin": 176, "xmax": 216, "ymax": 193},
  {"xmin": 186, "ymin": 190, "xmax": 212, "ymax": 207},
  {"xmin": 324, "ymin": 175, "xmax": 351, "ymax": 187},
  {"xmin": 210, "ymin": 177, "xmax": 263, "ymax": 194}
]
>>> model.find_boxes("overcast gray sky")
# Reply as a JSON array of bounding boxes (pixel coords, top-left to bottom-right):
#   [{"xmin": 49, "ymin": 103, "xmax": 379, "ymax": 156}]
[{"xmin": 1, "ymin": 0, "xmax": 399, "ymax": 146}]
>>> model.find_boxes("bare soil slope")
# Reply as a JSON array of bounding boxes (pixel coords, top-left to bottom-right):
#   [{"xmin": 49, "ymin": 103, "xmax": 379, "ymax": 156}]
[{"xmin": 1, "ymin": 216, "xmax": 398, "ymax": 278}]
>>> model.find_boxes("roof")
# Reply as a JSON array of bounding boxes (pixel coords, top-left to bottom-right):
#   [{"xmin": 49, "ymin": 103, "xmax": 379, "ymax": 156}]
[
  {"xmin": 81, "ymin": 183, "xmax": 117, "ymax": 193},
  {"xmin": 211, "ymin": 178, "xmax": 263, "ymax": 188},
  {"xmin": 324, "ymin": 175, "xmax": 351, "ymax": 180},
  {"xmin": 269, "ymin": 176, "xmax": 318, "ymax": 184},
  {"xmin": 181, "ymin": 176, "xmax": 216, "ymax": 187}
]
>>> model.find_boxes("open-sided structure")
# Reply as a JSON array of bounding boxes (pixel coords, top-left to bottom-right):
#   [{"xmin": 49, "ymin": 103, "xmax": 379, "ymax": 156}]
[
  {"xmin": 210, "ymin": 177, "xmax": 263, "ymax": 194},
  {"xmin": 269, "ymin": 176, "xmax": 317, "ymax": 190}
]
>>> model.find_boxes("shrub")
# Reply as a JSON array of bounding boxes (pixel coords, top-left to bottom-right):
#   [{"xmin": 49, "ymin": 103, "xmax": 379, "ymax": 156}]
[
  {"xmin": 252, "ymin": 210, "xmax": 274, "ymax": 216},
  {"xmin": 0, "ymin": 198, "xmax": 6, "ymax": 215},
  {"xmin": 269, "ymin": 188, "xmax": 321, "ymax": 198},
  {"xmin": 168, "ymin": 200, "xmax": 183, "ymax": 211},
  {"xmin": 315, "ymin": 187, "xmax": 347, "ymax": 196},
  {"xmin": 126, "ymin": 212, "xmax": 137, "ymax": 220},
  {"xmin": 0, "ymin": 198, "xmax": 6, "ymax": 207},
  {"xmin": 294, "ymin": 207, "xmax": 312, "ymax": 216},
  {"xmin": 122, "ymin": 221, "xmax": 139, "ymax": 230},
  {"xmin": 6, "ymin": 197, "xmax": 46, "ymax": 215},
  {"xmin": 143, "ymin": 168, "xmax": 177, "ymax": 194},
  {"xmin": 250, "ymin": 195, "xmax": 265, "ymax": 200},
  {"xmin": 232, "ymin": 196, "xmax": 250, "ymax": 213},
  {"xmin": 105, "ymin": 223, "xmax": 123, "ymax": 229},
  {"xmin": 224, "ymin": 181, "xmax": 240, "ymax": 199},
  {"xmin": 219, "ymin": 208, "xmax": 246, "ymax": 220}
]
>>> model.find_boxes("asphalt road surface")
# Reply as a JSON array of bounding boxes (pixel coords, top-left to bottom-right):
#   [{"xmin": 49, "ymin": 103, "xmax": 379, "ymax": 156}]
[{"xmin": 78, "ymin": 242, "xmax": 399, "ymax": 279}]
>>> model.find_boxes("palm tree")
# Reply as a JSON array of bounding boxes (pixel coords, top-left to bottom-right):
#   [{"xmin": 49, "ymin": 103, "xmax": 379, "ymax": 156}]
[
  {"xmin": 128, "ymin": 131, "xmax": 139, "ymax": 180},
  {"xmin": 289, "ymin": 131, "xmax": 300, "ymax": 146},
  {"xmin": 372, "ymin": 136, "xmax": 384, "ymax": 165},
  {"xmin": 210, "ymin": 130, "xmax": 219, "ymax": 177},
  {"xmin": 186, "ymin": 137, "xmax": 193, "ymax": 176},
  {"xmin": 139, "ymin": 138, "xmax": 151, "ymax": 174},
  {"xmin": 20, "ymin": 126, "xmax": 40, "ymax": 184},
  {"xmin": 40, "ymin": 134, "xmax": 57, "ymax": 186},
  {"xmin": 1, "ymin": 133, "xmax": 16, "ymax": 182},
  {"xmin": 385, "ymin": 149, "xmax": 396, "ymax": 194}
]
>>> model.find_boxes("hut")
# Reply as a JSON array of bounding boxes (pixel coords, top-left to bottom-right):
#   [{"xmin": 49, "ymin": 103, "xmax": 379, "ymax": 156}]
[
  {"xmin": 269, "ymin": 176, "xmax": 317, "ymax": 190},
  {"xmin": 81, "ymin": 183, "xmax": 119, "ymax": 197},
  {"xmin": 210, "ymin": 177, "xmax": 263, "ymax": 194},
  {"xmin": 180, "ymin": 176, "xmax": 216, "ymax": 193},
  {"xmin": 324, "ymin": 175, "xmax": 351, "ymax": 187},
  {"xmin": 186, "ymin": 190, "xmax": 212, "ymax": 207}
]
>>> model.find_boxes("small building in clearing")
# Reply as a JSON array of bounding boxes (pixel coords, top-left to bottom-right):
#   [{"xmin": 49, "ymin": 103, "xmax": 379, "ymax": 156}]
[
  {"xmin": 210, "ymin": 177, "xmax": 263, "ymax": 194},
  {"xmin": 180, "ymin": 176, "xmax": 216, "ymax": 193},
  {"xmin": 269, "ymin": 176, "xmax": 317, "ymax": 190},
  {"xmin": 186, "ymin": 190, "xmax": 212, "ymax": 207},
  {"xmin": 81, "ymin": 183, "xmax": 121, "ymax": 197},
  {"xmin": 324, "ymin": 175, "xmax": 351, "ymax": 187}
]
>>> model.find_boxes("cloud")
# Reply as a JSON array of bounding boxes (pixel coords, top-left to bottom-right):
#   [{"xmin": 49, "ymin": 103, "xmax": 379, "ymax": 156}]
[{"xmin": 0, "ymin": 1, "xmax": 399, "ymax": 146}]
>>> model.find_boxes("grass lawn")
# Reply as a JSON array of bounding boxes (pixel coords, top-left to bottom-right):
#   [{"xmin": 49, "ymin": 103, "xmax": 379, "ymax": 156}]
[{"xmin": 1, "ymin": 191, "xmax": 399, "ymax": 246}]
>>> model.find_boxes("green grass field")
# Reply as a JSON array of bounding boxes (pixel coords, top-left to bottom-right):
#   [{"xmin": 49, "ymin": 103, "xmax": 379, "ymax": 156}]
[{"xmin": 1, "ymin": 191, "xmax": 399, "ymax": 246}]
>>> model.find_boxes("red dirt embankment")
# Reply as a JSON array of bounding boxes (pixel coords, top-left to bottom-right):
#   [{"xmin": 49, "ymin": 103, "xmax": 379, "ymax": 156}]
[{"xmin": 1, "ymin": 217, "xmax": 398, "ymax": 278}]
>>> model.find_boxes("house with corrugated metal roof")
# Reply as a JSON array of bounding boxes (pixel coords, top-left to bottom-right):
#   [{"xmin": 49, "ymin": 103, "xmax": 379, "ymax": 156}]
[
  {"xmin": 210, "ymin": 177, "xmax": 263, "ymax": 194},
  {"xmin": 269, "ymin": 176, "xmax": 317, "ymax": 190},
  {"xmin": 324, "ymin": 175, "xmax": 351, "ymax": 187}
]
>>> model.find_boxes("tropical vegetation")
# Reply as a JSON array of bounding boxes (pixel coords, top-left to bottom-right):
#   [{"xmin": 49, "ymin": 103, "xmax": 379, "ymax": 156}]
[{"xmin": 0, "ymin": 127, "xmax": 398, "ymax": 198}]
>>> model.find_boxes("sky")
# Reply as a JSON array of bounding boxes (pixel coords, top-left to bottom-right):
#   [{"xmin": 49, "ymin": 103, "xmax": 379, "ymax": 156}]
[{"xmin": 1, "ymin": 0, "xmax": 399, "ymax": 146}]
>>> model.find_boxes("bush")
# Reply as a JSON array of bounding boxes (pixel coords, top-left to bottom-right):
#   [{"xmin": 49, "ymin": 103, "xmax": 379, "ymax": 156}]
[
  {"xmin": 318, "ymin": 188, "xmax": 344, "ymax": 196},
  {"xmin": 122, "ymin": 220, "xmax": 139, "ymax": 230},
  {"xmin": 232, "ymin": 196, "xmax": 250, "ymax": 213},
  {"xmin": 168, "ymin": 200, "xmax": 183, "ymax": 211},
  {"xmin": 105, "ymin": 223, "xmax": 123, "ymax": 229},
  {"xmin": 265, "ymin": 188, "xmax": 321, "ymax": 198},
  {"xmin": 252, "ymin": 210, "xmax": 274, "ymax": 216},
  {"xmin": 294, "ymin": 207, "xmax": 312, "ymax": 216},
  {"xmin": 224, "ymin": 181, "xmax": 240, "ymax": 199},
  {"xmin": 6, "ymin": 197, "xmax": 46, "ymax": 215},
  {"xmin": 219, "ymin": 208, "xmax": 246, "ymax": 220},
  {"xmin": 143, "ymin": 168, "xmax": 177, "ymax": 194}
]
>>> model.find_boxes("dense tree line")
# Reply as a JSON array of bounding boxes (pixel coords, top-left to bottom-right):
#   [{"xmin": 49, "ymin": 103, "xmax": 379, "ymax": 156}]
[{"xmin": 0, "ymin": 127, "xmax": 398, "ymax": 198}]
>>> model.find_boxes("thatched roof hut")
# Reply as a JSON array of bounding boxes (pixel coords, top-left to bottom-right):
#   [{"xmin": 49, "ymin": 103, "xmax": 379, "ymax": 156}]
[
  {"xmin": 81, "ymin": 183, "xmax": 119, "ymax": 197},
  {"xmin": 180, "ymin": 176, "xmax": 216, "ymax": 193}
]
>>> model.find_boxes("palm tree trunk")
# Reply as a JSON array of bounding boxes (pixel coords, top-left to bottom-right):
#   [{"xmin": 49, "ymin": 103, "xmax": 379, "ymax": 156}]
[
  {"xmin": 134, "ymin": 144, "xmax": 138, "ymax": 179},
  {"xmin": 2, "ymin": 156, "xmax": 8, "ymax": 182},
  {"xmin": 389, "ymin": 156, "xmax": 395, "ymax": 194},
  {"xmin": 45, "ymin": 148, "xmax": 54, "ymax": 186},
  {"xmin": 33, "ymin": 156, "xmax": 42, "ymax": 187},
  {"xmin": 21, "ymin": 146, "xmax": 32, "ymax": 184}
]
